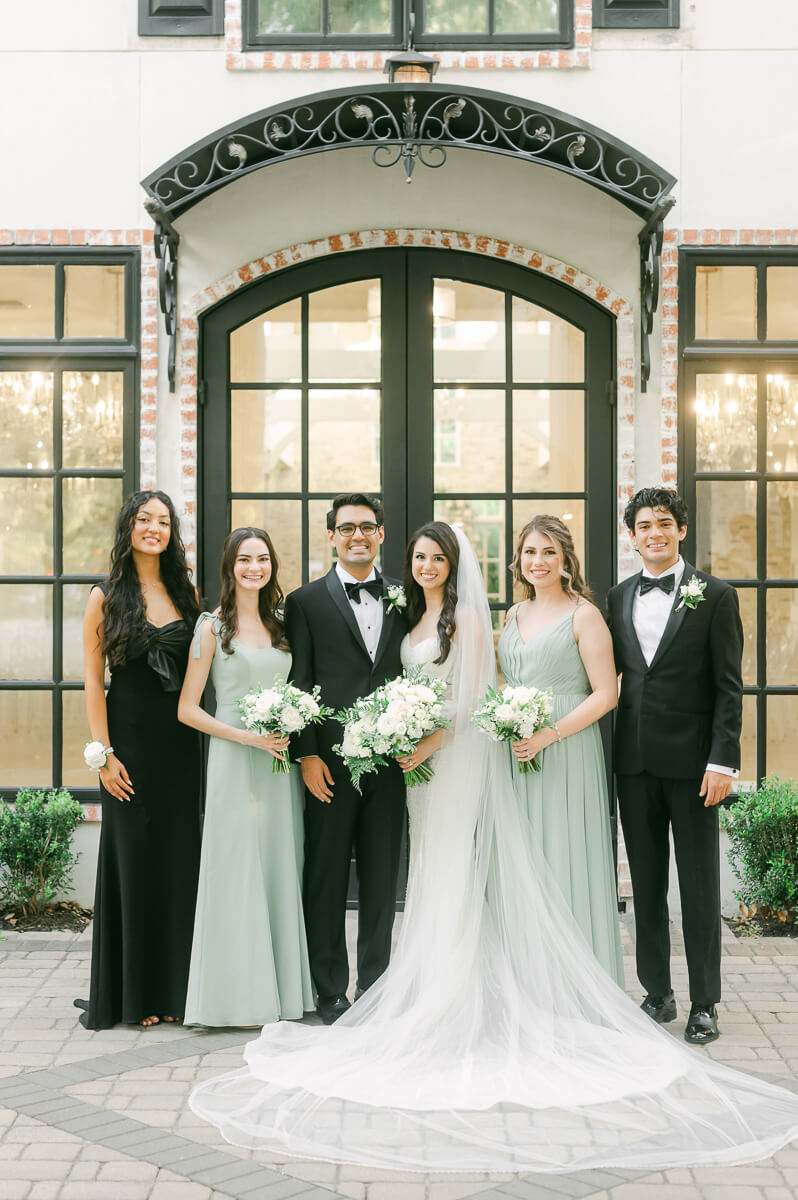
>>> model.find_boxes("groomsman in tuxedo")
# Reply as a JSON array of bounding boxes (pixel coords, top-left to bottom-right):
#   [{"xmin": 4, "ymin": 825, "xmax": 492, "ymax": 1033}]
[
  {"xmin": 607, "ymin": 486, "xmax": 743, "ymax": 1045},
  {"xmin": 285, "ymin": 493, "xmax": 407, "ymax": 1024}
]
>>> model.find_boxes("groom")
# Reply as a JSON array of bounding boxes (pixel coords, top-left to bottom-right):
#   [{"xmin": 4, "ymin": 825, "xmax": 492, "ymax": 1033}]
[
  {"xmin": 285, "ymin": 493, "xmax": 407, "ymax": 1024},
  {"xmin": 607, "ymin": 486, "xmax": 743, "ymax": 1046}
]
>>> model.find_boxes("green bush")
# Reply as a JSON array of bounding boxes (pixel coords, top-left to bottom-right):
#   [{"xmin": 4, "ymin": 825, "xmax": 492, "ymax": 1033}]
[
  {"xmin": 724, "ymin": 776, "xmax": 798, "ymax": 917},
  {"xmin": 0, "ymin": 788, "xmax": 85, "ymax": 916}
]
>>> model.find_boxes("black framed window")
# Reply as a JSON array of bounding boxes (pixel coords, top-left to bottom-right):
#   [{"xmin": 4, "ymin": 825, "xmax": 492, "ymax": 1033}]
[
  {"xmin": 593, "ymin": 0, "xmax": 678, "ymax": 27},
  {"xmin": 244, "ymin": 0, "xmax": 572, "ymax": 50},
  {"xmin": 0, "ymin": 250, "xmax": 140, "ymax": 801},
  {"xmin": 679, "ymin": 247, "xmax": 798, "ymax": 788}
]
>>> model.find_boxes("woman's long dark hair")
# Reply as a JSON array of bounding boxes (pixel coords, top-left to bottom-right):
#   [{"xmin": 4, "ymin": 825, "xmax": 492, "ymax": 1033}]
[
  {"xmin": 217, "ymin": 527, "xmax": 288, "ymax": 655},
  {"xmin": 101, "ymin": 490, "xmax": 199, "ymax": 667},
  {"xmin": 404, "ymin": 521, "xmax": 460, "ymax": 664}
]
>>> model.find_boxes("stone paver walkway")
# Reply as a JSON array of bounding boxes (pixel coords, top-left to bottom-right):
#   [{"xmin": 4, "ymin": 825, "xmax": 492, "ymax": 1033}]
[{"xmin": 2, "ymin": 916, "xmax": 798, "ymax": 1200}]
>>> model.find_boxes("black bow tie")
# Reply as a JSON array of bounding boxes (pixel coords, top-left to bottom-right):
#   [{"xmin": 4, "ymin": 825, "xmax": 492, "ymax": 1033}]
[
  {"xmin": 344, "ymin": 579, "xmax": 383, "ymax": 604},
  {"xmin": 639, "ymin": 574, "xmax": 676, "ymax": 596}
]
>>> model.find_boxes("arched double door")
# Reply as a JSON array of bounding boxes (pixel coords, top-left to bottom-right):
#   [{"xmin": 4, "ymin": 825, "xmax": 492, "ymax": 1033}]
[{"xmin": 200, "ymin": 248, "xmax": 616, "ymax": 619}]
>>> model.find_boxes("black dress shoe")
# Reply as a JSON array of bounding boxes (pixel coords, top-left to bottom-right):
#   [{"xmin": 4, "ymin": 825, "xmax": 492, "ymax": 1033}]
[
  {"xmin": 640, "ymin": 990, "xmax": 677, "ymax": 1023},
  {"xmin": 684, "ymin": 1003, "xmax": 719, "ymax": 1045},
  {"xmin": 317, "ymin": 994, "xmax": 351, "ymax": 1025}
]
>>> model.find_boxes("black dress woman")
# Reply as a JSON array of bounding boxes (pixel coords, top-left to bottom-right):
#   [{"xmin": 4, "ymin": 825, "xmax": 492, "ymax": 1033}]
[{"xmin": 79, "ymin": 490, "xmax": 201, "ymax": 1029}]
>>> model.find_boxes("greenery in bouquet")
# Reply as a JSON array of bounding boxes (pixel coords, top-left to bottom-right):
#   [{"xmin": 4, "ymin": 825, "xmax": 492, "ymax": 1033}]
[
  {"xmin": 471, "ymin": 684, "xmax": 553, "ymax": 773},
  {"xmin": 334, "ymin": 668, "xmax": 450, "ymax": 792},
  {"xmin": 239, "ymin": 678, "xmax": 333, "ymax": 773}
]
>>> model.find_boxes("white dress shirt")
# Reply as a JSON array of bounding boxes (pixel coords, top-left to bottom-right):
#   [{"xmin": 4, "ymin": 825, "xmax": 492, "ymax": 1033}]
[
  {"xmin": 335, "ymin": 563, "xmax": 383, "ymax": 661},
  {"xmin": 632, "ymin": 555, "xmax": 737, "ymax": 779}
]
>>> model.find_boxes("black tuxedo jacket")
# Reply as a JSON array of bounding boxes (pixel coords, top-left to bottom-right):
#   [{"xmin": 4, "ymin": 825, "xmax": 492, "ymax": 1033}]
[
  {"xmin": 284, "ymin": 567, "xmax": 408, "ymax": 760},
  {"xmin": 607, "ymin": 562, "xmax": 743, "ymax": 779}
]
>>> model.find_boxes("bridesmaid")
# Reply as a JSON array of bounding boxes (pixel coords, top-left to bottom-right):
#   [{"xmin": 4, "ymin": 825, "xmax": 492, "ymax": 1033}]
[
  {"xmin": 497, "ymin": 515, "xmax": 624, "ymax": 985},
  {"xmin": 178, "ymin": 527, "xmax": 314, "ymax": 1028},
  {"xmin": 80, "ymin": 490, "xmax": 201, "ymax": 1028}
]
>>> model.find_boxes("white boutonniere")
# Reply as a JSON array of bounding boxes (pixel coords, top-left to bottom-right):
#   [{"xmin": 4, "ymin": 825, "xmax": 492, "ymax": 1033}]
[
  {"xmin": 384, "ymin": 584, "xmax": 407, "ymax": 613},
  {"xmin": 676, "ymin": 574, "xmax": 707, "ymax": 611}
]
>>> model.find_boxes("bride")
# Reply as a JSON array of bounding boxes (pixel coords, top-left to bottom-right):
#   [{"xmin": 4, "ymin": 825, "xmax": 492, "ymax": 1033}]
[{"xmin": 190, "ymin": 522, "xmax": 798, "ymax": 1172}]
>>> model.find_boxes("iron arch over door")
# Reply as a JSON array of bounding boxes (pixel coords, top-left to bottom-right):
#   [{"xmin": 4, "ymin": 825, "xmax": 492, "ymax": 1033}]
[{"xmin": 199, "ymin": 247, "xmax": 616, "ymax": 614}]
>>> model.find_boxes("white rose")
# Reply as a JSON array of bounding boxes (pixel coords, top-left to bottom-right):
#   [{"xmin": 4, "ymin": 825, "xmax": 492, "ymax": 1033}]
[
  {"xmin": 254, "ymin": 689, "xmax": 281, "ymax": 717},
  {"xmin": 377, "ymin": 713, "xmax": 398, "ymax": 737},
  {"xmin": 280, "ymin": 705, "xmax": 304, "ymax": 733},
  {"xmin": 84, "ymin": 741, "xmax": 109, "ymax": 770},
  {"xmin": 494, "ymin": 704, "xmax": 515, "ymax": 724}
]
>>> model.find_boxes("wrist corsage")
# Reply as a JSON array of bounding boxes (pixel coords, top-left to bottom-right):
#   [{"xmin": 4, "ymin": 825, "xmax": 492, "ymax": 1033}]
[
  {"xmin": 84, "ymin": 741, "xmax": 113, "ymax": 771},
  {"xmin": 384, "ymin": 584, "xmax": 407, "ymax": 614},
  {"xmin": 676, "ymin": 574, "xmax": 707, "ymax": 611}
]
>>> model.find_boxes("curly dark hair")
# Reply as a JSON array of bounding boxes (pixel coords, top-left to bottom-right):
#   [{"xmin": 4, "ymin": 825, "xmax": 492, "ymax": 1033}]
[
  {"xmin": 326, "ymin": 493, "xmax": 384, "ymax": 532},
  {"xmin": 624, "ymin": 486, "xmax": 689, "ymax": 532},
  {"xmin": 101, "ymin": 490, "xmax": 199, "ymax": 668},
  {"xmin": 404, "ymin": 521, "xmax": 460, "ymax": 664},
  {"xmin": 217, "ymin": 527, "xmax": 288, "ymax": 655},
  {"xmin": 511, "ymin": 515, "xmax": 593, "ymax": 603}
]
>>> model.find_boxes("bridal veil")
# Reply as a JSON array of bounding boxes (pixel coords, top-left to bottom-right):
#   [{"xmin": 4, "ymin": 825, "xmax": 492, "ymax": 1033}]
[{"xmin": 190, "ymin": 526, "xmax": 798, "ymax": 1171}]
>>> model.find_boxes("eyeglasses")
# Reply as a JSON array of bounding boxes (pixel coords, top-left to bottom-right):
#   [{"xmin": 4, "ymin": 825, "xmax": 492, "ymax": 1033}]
[{"xmin": 334, "ymin": 522, "xmax": 380, "ymax": 536}]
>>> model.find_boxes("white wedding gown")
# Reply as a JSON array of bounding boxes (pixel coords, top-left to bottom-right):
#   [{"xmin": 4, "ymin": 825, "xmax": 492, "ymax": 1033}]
[{"xmin": 190, "ymin": 528, "xmax": 798, "ymax": 1172}]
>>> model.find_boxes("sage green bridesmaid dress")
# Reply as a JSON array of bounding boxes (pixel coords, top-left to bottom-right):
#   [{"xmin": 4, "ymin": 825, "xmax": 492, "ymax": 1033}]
[
  {"xmin": 184, "ymin": 614, "xmax": 315, "ymax": 1027},
  {"xmin": 497, "ymin": 607, "xmax": 624, "ymax": 987}
]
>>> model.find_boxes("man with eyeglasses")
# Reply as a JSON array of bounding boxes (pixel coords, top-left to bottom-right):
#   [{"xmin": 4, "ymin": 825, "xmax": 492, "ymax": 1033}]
[{"xmin": 285, "ymin": 493, "xmax": 408, "ymax": 1024}]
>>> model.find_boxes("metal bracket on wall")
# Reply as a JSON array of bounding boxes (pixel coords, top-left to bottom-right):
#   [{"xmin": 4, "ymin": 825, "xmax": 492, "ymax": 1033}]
[
  {"xmin": 144, "ymin": 198, "xmax": 180, "ymax": 393},
  {"xmin": 638, "ymin": 195, "xmax": 675, "ymax": 393}
]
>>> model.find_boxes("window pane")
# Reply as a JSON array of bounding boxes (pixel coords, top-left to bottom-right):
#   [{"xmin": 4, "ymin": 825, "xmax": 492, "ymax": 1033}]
[
  {"xmin": 0, "ymin": 478, "xmax": 53, "ymax": 574},
  {"xmin": 695, "ymin": 374, "xmax": 757, "ymax": 473},
  {"xmin": 0, "ymin": 265, "xmax": 55, "ymax": 339},
  {"xmin": 231, "ymin": 389, "xmax": 301, "ymax": 492},
  {"xmin": 64, "ymin": 265, "xmax": 125, "ymax": 339},
  {"xmin": 258, "ymin": 0, "xmax": 320, "ymax": 32},
  {"xmin": 308, "ymin": 389, "xmax": 380, "ymax": 493},
  {"xmin": 0, "ymin": 371, "xmax": 53, "ymax": 469},
  {"xmin": 512, "ymin": 298, "xmax": 583, "ymax": 383},
  {"xmin": 767, "ymin": 267, "xmax": 798, "ymax": 340},
  {"xmin": 63, "ymin": 583, "xmax": 96, "ymax": 682},
  {"xmin": 496, "ymin": 0, "xmax": 560, "ymax": 35},
  {"xmin": 766, "ymin": 589, "xmax": 798, "ymax": 685},
  {"xmin": 62, "ymin": 689, "xmax": 89, "ymax": 788},
  {"xmin": 307, "ymin": 499, "xmax": 336, "ymax": 582},
  {"xmin": 513, "ymin": 389, "xmax": 584, "ymax": 491},
  {"xmin": 62, "ymin": 478, "xmax": 122, "ymax": 575},
  {"xmin": 434, "ymin": 389, "xmax": 504, "ymax": 493},
  {"xmin": 230, "ymin": 298, "xmax": 302, "ymax": 384},
  {"xmin": 740, "ymin": 694, "xmax": 756, "ymax": 787},
  {"xmin": 695, "ymin": 265, "xmax": 757, "ymax": 340},
  {"xmin": 0, "ymin": 691, "xmax": 51, "ymax": 784},
  {"xmin": 0, "ymin": 585, "xmax": 52, "ymax": 680},
  {"xmin": 329, "ymin": 0, "xmax": 390, "ymax": 33},
  {"xmin": 230, "ymin": 499, "xmax": 303, "ymax": 597},
  {"xmin": 736, "ymin": 588, "xmax": 757, "ymax": 686},
  {"xmin": 309, "ymin": 282, "xmax": 380, "ymax": 383},
  {"xmin": 767, "ymin": 695, "xmax": 798, "ymax": 778},
  {"xmin": 434, "ymin": 499, "xmax": 505, "ymax": 603},
  {"xmin": 62, "ymin": 371, "xmax": 124, "ymax": 469},
  {"xmin": 767, "ymin": 481, "xmax": 798, "ymax": 578},
  {"xmin": 767, "ymin": 374, "xmax": 798, "ymax": 473},
  {"xmin": 425, "ymin": 0, "xmax": 486, "ymax": 32},
  {"xmin": 695, "ymin": 480, "xmax": 757, "ymax": 577},
  {"xmin": 434, "ymin": 281, "xmax": 505, "ymax": 383},
  {"xmin": 511, "ymin": 500, "xmax": 586, "ymax": 601}
]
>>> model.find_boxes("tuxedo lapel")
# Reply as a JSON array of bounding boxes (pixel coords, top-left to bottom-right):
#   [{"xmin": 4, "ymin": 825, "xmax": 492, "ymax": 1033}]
[
  {"xmin": 621, "ymin": 573, "xmax": 648, "ymax": 671},
  {"xmin": 648, "ymin": 561, "xmax": 692, "ymax": 670},
  {"xmin": 372, "ymin": 580, "xmax": 397, "ymax": 669},
  {"xmin": 324, "ymin": 568, "xmax": 371, "ymax": 661}
]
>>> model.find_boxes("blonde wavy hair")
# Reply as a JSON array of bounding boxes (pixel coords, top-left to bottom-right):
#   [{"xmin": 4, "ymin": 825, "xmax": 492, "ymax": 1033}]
[{"xmin": 511, "ymin": 515, "xmax": 593, "ymax": 603}]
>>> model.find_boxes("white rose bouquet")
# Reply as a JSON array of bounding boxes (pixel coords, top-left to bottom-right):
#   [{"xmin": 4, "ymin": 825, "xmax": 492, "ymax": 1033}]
[
  {"xmin": 334, "ymin": 668, "xmax": 450, "ymax": 792},
  {"xmin": 472, "ymin": 684, "xmax": 553, "ymax": 774},
  {"xmin": 238, "ymin": 678, "xmax": 333, "ymax": 774}
]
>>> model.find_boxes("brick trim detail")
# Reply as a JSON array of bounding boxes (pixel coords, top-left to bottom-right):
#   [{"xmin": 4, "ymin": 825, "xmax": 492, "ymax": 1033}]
[
  {"xmin": 0, "ymin": 227, "xmax": 158, "ymax": 491},
  {"xmin": 178, "ymin": 226, "xmax": 633, "ymax": 576},
  {"xmin": 223, "ymin": 0, "xmax": 592, "ymax": 70}
]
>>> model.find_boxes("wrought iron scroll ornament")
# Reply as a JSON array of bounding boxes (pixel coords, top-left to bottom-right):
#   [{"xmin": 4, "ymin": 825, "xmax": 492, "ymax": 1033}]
[
  {"xmin": 143, "ymin": 199, "xmax": 179, "ymax": 393},
  {"xmin": 639, "ymin": 196, "xmax": 675, "ymax": 393}
]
